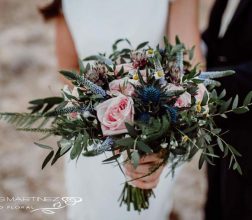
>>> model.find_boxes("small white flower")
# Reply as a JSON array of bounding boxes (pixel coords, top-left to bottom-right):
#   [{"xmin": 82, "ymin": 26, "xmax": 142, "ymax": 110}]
[
  {"xmin": 154, "ymin": 70, "xmax": 165, "ymax": 79},
  {"xmin": 83, "ymin": 111, "xmax": 91, "ymax": 118},
  {"xmin": 146, "ymin": 49, "xmax": 154, "ymax": 58},
  {"xmin": 161, "ymin": 143, "xmax": 168, "ymax": 148},
  {"xmin": 141, "ymin": 135, "xmax": 147, "ymax": 139},
  {"xmin": 128, "ymin": 69, "xmax": 136, "ymax": 77}
]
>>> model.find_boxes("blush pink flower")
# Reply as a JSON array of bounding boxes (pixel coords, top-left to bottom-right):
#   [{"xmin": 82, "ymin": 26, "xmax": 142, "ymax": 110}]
[
  {"xmin": 195, "ymin": 83, "xmax": 209, "ymax": 114},
  {"xmin": 195, "ymin": 83, "xmax": 208, "ymax": 102},
  {"xmin": 95, "ymin": 94, "xmax": 134, "ymax": 136},
  {"xmin": 115, "ymin": 63, "xmax": 134, "ymax": 76},
  {"xmin": 165, "ymin": 83, "xmax": 191, "ymax": 108},
  {"xmin": 109, "ymin": 77, "xmax": 135, "ymax": 96}
]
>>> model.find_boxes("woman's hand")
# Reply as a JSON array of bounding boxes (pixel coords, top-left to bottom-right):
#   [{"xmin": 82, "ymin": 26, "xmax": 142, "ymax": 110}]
[{"xmin": 124, "ymin": 154, "xmax": 164, "ymax": 189}]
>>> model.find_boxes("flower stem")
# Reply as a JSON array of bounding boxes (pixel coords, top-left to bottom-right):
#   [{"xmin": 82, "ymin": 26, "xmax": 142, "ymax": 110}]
[{"xmin": 119, "ymin": 182, "xmax": 155, "ymax": 212}]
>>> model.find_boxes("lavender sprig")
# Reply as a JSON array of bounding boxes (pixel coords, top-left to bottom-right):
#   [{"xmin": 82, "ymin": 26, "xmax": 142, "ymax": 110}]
[
  {"xmin": 93, "ymin": 137, "xmax": 114, "ymax": 154},
  {"xmin": 176, "ymin": 49, "xmax": 184, "ymax": 75},
  {"xmin": 75, "ymin": 74, "xmax": 107, "ymax": 97}
]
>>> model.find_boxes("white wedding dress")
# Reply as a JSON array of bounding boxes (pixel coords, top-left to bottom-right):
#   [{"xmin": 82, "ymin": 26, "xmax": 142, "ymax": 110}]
[{"xmin": 62, "ymin": 1, "xmax": 178, "ymax": 220}]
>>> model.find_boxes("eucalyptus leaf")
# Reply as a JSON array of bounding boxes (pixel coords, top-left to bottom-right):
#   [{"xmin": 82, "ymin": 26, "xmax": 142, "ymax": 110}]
[
  {"xmin": 217, "ymin": 137, "xmax": 224, "ymax": 152},
  {"xmin": 70, "ymin": 133, "xmax": 83, "ymax": 160},
  {"xmin": 233, "ymin": 106, "xmax": 249, "ymax": 114},
  {"xmin": 232, "ymin": 95, "xmax": 239, "ymax": 109},
  {"xmin": 131, "ymin": 151, "xmax": 140, "ymax": 168},
  {"xmin": 243, "ymin": 91, "xmax": 252, "ymax": 106},
  {"xmin": 136, "ymin": 42, "xmax": 149, "ymax": 50},
  {"xmin": 136, "ymin": 141, "xmax": 153, "ymax": 153},
  {"xmin": 115, "ymin": 138, "xmax": 134, "ymax": 147},
  {"xmin": 34, "ymin": 142, "xmax": 53, "ymax": 150},
  {"xmin": 125, "ymin": 123, "xmax": 137, "ymax": 138},
  {"xmin": 42, "ymin": 150, "xmax": 54, "ymax": 169}
]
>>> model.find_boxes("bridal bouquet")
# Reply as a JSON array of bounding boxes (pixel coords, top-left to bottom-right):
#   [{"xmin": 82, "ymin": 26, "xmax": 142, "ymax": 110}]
[{"xmin": 1, "ymin": 37, "xmax": 252, "ymax": 212}]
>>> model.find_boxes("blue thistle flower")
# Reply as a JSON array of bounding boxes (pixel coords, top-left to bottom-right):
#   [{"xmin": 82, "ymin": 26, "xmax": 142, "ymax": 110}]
[
  {"xmin": 140, "ymin": 86, "xmax": 161, "ymax": 103},
  {"xmin": 138, "ymin": 112, "xmax": 151, "ymax": 124},
  {"xmin": 166, "ymin": 106, "xmax": 178, "ymax": 123}
]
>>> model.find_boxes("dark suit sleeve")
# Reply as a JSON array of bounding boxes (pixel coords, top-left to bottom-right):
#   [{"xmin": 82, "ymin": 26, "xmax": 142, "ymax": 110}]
[
  {"xmin": 208, "ymin": 61, "xmax": 252, "ymax": 130},
  {"xmin": 209, "ymin": 61, "xmax": 252, "ymax": 97}
]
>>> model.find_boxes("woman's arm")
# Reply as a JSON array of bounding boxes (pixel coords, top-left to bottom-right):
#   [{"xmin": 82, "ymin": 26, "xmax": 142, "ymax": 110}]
[
  {"xmin": 168, "ymin": 0, "xmax": 205, "ymax": 66},
  {"xmin": 55, "ymin": 14, "xmax": 79, "ymax": 85}
]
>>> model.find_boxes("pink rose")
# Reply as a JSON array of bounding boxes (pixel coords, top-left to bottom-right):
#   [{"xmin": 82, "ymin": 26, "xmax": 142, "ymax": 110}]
[
  {"xmin": 174, "ymin": 93, "xmax": 191, "ymax": 108},
  {"xmin": 195, "ymin": 83, "xmax": 209, "ymax": 102},
  {"xmin": 165, "ymin": 83, "xmax": 191, "ymax": 108},
  {"xmin": 95, "ymin": 94, "xmax": 134, "ymax": 136},
  {"xmin": 115, "ymin": 63, "xmax": 134, "ymax": 76},
  {"xmin": 109, "ymin": 77, "xmax": 135, "ymax": 96},
  {"xmin": 195, "ymin": 84, "xmax": 209, "ymax": 114}
]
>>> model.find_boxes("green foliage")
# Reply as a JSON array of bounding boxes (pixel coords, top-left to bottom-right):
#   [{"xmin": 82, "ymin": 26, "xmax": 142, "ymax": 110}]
[
  {"xmin": 28, "ymin": 97, "xmax": 64, "ymax": 114},
  {"xmin": 136, "ymin": 42, "xmax": 149, "ymax": 50},
  {"xmin": 0, "ymin": 113, "xmax": 50, "ymax": 129},
  {"xmin": 1, "ymin": 37, "xmax": 252, "ymax": 212}
]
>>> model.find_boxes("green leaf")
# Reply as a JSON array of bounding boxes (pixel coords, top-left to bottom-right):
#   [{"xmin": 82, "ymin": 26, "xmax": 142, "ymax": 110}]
[
  {"xmin": 228, "ymin": 145, "xmax": 242, "ymax": 157},
  {"xmin": 235, "ymin": 163, "xmax": 243, "ymax": 175},
  {"xmin": 70, "ymin": 134, "xmax": 83, "ymax": 160},
  {"xmin": 243, "ymin": 91, "xmax": 252, "ymax": 106},
  {"xmin": 188, "ymin": 146, "xmax": 198, "ymax": 160},
  {"xmin": 29, "ymin": 99, "xmax": 44, "ymax": 105},
  {"xmin": 131, "ymin": 151, "xmax": 140, "ymax": 168},
  {"xmin": 83, "ymin": 55, "xmax": 113, "ymax": 65},
  {"xmin": 229, "ymin": 155, "xmax": 234, "ymax": 169},
  {"xmin": 219, "ymin": 97, "xmax": 232, "ymax": 113},
  {"xmin": 42, "ymin": 150, "xmax": 54, "ymax": 169},
  {"xmin": 224, "ymin": 146, "xmax": 229, "ymax": 157},
  {"xmin": 59, "ymin": 70, "xmax": 77, "ymax": 81},
  {"xmin": 136, "ymin": 41, "xmax": 149, "ymax": 50},
  {"xmin": 192, "ymin": 79, "xmax": 204, "ymax": 84},
  {"xmin": 59, "ymin": 139, "xmax": 73, "ymax": 156},
  {"xmin": 51, "ymin": 147, "xmax": 62, "ymax": 165},
  {"xmin": 136, "ymin": 141, "xmax": 153, "ymax": 153},
  {"xmin": 232, "ymin": 95, "xmax": 239, "ymax": 109},
  {"xmin": 175, "ymin": 35, "xmax": 181, "ymax": 44},
  {"xmin": 198, "ymin": 153, "xmax": 205, "ymax": 169},
  {"xmin": 217, "ymin": 137, "xmax": 224, "ymax": 152},
  {"xmin": 34, "ymin": 142, "xmax": 53, "ymax": 150},
  {"xmin": 219, "ymin": 89, "xmax": 226, "ymax": 99},
  {"xmin": 78, "ymin": 58, "xmax": 85, "ymax": 74},
  {"xmin": 233, "ymin": 106, "xmax": 249, "ymax": 114},
  {"xmin": 212, "ymin": 128, "xmax": 221, "ymax": 134},
  {"xmin": 102, "ymin": 154, "xmax": 121, "ymax": 163},
  {"xmin": 201, "ymin": 91, "xmax": 209, "ymax": 106},
  {"xmin": 115, "ymin": 137, "xmax": 134, "ymax": 147},
  {"xmin": 188, "ymin": 46, "xmax": 195, "ymax": 60},
  {"xmin": 125, "ymin": 123, "xmax": 137, "ymax": 138}
]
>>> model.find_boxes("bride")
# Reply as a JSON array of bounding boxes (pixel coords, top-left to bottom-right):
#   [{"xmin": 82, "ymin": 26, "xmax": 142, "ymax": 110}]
[{"xmin": 40, "ymin": 0, "xmax": 203, "ymax": 219}]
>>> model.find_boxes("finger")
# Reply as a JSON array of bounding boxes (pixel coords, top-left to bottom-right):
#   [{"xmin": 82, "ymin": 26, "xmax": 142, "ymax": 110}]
[
  {"xmin": 124, "ymin": 163, "xmax": 152, "ymax": 174},
  {"xmin": 125, "ymin": 162, "xmax": 164, "ymax": 175},
  {"xmin": 126, "ymin": 170, "xmax": 161, "ymax": 182},
  {"xmin": 139, "ymin": 154, "xmax": 163, "ymax": 164},
  {"xmin": 132, "ymin": 179, "xmax": 160, "ymax": 189}
]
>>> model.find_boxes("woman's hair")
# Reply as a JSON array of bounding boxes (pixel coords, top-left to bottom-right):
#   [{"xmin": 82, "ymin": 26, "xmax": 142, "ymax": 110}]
[{"xmin": 39, "ymin": 0, "xmax": 62, "ymax": 20}]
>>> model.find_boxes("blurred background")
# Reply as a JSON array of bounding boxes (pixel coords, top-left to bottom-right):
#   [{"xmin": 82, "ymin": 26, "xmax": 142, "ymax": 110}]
[{"xmin": 0, "ymin": 1, "xmax": 215, "ymax": 219}]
